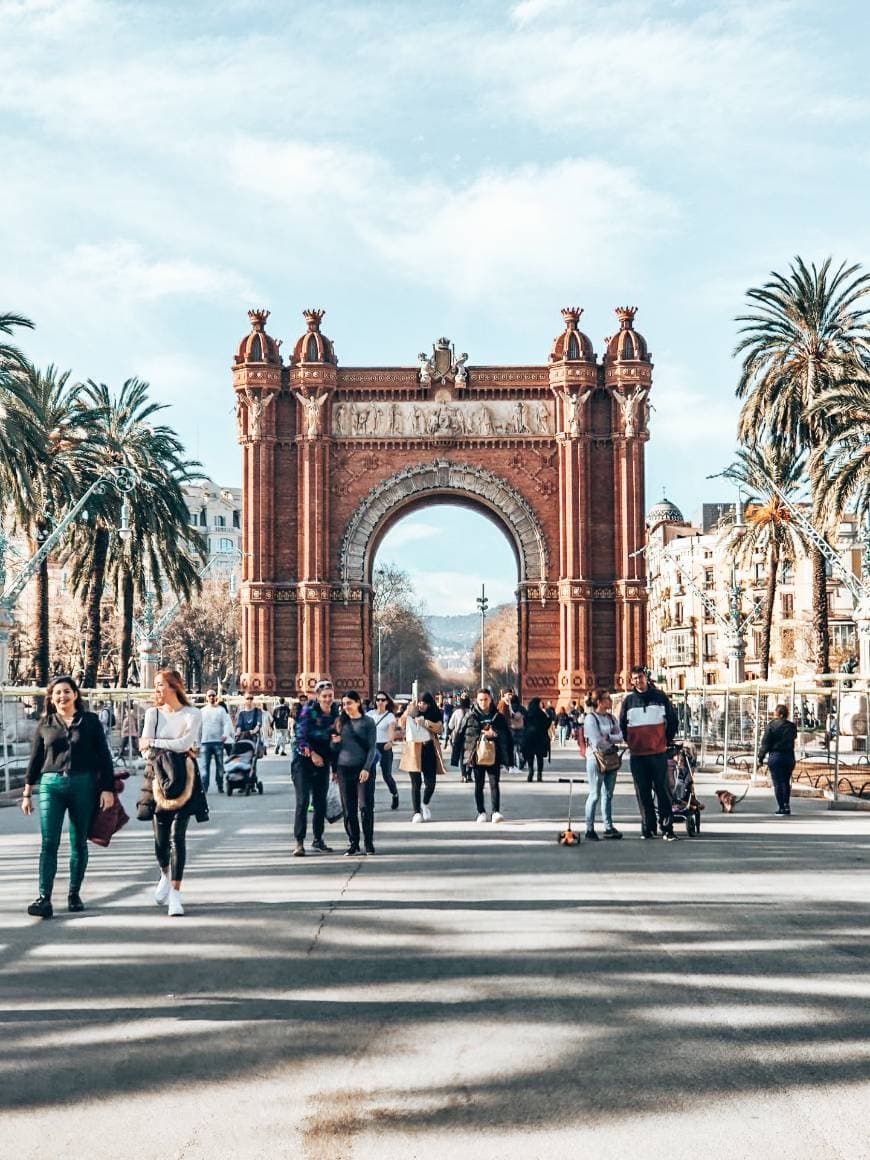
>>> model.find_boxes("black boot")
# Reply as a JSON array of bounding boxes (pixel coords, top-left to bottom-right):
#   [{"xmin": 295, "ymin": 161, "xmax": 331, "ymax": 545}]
[
  {"xmin": 68, "ymin": 891, "xmax": 85, "ymax": 912},
  {"xmin": 361, "ymin": 808, "xmax": 376, "ymax": 855},
  {"xmin": 27, "ymin": 895, "xmax": 53, "ymax": 918}
]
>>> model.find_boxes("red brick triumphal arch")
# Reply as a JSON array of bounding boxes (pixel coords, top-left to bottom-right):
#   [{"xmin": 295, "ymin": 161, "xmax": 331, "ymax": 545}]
[{"xmin": 232, "ymin": 306, "xmax": 651, "ymax": 702}]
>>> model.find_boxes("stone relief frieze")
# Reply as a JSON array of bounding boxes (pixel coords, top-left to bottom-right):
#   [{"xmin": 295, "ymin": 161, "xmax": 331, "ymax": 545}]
[{"xmin": 332, "ymin": 399, "xmax": 554, "ymax": 439}]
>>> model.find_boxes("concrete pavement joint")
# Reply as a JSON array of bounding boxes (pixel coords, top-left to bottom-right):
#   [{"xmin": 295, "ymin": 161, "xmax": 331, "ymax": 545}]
[{"xmin": 306, "ymin": 858, "xmax": 364, "ymax": 956}]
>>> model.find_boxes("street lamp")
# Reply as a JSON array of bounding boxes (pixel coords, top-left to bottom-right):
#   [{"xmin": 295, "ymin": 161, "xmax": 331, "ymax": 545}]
[
  {"xmin": 476, "ymin": 583, "xmax": 489, "ymax": 690},
  {"xmin": 376, "ymin": 622, "xmax": 389, "ymax": 691}
]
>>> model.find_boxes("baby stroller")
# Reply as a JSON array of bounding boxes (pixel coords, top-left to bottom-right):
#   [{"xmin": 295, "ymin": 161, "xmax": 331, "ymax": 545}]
[
  {"xmin": 224, "ymin": 738, "xmax": 264, "ymax": 797},
  {"xmin": 668, "ymin": 743, "xmax": 703, "ymax": 836}
]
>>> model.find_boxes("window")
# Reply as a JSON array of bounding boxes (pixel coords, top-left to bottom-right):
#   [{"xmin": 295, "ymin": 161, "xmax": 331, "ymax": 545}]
[
  {"xmin": 704, "ymin": 604, "xmax": 715, "ymax": 623},
  {"xmin": 199, "ymin": 509, "xmax": 207, "ymax": 527},
  {"xmin": 831, "ymin": 623, "xmax": 857, "ymax": 652},
  {"xmin": 306, "ymin": 334, "xmax": 319, "ymax": 361},
  {"xmin": 703, "ymin": 634, "xmax": 717, "ymax": 661},
  {"xmin": 250, "ymin": 335, "xmax": 263, "ymax": 361},
  {"xmin": 704, "ymin": 570, "xmax": 714, "ymax": 591},
  {"xmin": 780, "ymin": 627, "xmax": 795, "ymax": 655},
  {"xmin": 753, "ymin": 562, "xmax": 765, "ymax": 583},
  {"xmin": 233, "ymin": 509, "xmax": 241, "ymax": 529},
  {"xmin": 705, "ymin": 670, "xmax": 717, "ymax": 685},
  {"xmin": 674, "ymin": 601, "xmax": 684, "ymax": 625},
  {"xmin": 667, "ymin": 630, "xmax": 693, "ymax": 665},
  {"xmin": 567, "ymin": 333, "xmax": 580, "ymax": 360},
  {"xmin": 781, "ymin": 561, "xmax": 794, "ymax": 583},
  {"xmin": 218, "ymin": 537, "xmax": 234, "ymax": 553},
  {"xmin": 781, "ymin": 592, "xmax": 794, "ymax": 618},
  {"xmin": 215, "ymin": 515, "xmax": 226, "ymax": 528},
  {"xmin": 752, "ymin": 630, "xmax": 764, "ymax": 657},
  {"xmin": 675, "ymin": 570, "xmax": 683, "ymax": 591}
]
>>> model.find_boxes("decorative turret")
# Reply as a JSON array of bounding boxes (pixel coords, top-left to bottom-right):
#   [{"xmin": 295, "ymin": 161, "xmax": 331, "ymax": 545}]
[
  {"xmin": 604, "ymin": 306, "xmax": 650, "ymax": 364},
  {"xmin": 549, "ymin": 307, "xmax": 595, "ymax": 363},
  {"xmin": 292, "ymin": 309, "xmax": 336, "ymax": 365},
  {"xmin": 234, "ymin": 309, "xmax": 282, "ymax": 366}
]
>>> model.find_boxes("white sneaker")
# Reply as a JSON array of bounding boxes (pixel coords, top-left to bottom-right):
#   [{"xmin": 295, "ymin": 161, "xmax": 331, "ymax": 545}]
[
  {"xmin": 411, "ymin": 812, "xmax": 423, "ymax": 824},
  {"xmin": 167, "ymin": 888, "xmax": 185, "ymax": 917},
  {"xmin": 491, "ymin": 812, "xmax": 504, "ymax": 824},
  {"xmin": 154, "ymin": 874, "xmax": 170, "ymax": 906},
  {"xmin": 476, "ymin": 812, "xmax": 488, "ymax": 824},
  {"xmin": 421, "ymin": 804, "xmax": 432, "ymax": 822}
]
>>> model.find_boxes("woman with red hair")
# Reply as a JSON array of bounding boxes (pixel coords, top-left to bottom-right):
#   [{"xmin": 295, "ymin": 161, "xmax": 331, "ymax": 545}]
[{"xmin": 139, "ymin": 670, "xmax": 203, "ymax": 917}]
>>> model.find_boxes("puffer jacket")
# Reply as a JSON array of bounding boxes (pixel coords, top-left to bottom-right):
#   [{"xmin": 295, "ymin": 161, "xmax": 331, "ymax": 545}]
[{"xmin": 461, "ymin": 706, "xmax": 511, "ymax": 768}]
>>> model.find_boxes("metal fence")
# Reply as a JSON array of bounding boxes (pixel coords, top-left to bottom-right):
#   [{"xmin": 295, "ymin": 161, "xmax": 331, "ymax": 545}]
[
  {"xmin": 0, "ymin": 687, "xmax": 298, "ymax": 794},
  {"xmin": 668, "ymin": 674, "xmax": 870, "ymax": 801}
]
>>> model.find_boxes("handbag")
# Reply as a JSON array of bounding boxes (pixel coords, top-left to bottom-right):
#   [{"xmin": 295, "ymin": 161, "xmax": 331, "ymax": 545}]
[
  {"xmin": 475, "ymin": 733, "xmax": 496, "ymax": 766},
  {"xmin": 594, "ymin": 746, "xmax": 622, "ymax": 774},
  {"xmin": 326, "ymin": 779, "xmax": 343, "ymax": 823},
  {"xmin": 89, "ymin": 794, "xmax": 130, "ymax": 846}
]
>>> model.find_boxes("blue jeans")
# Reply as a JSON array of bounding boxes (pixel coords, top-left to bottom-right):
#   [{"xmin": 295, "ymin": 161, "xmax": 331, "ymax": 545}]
[
  {"xmin": 585, "ymin": 754, "xmax": 617, "ymax": 830},
  {"xmin": 201, "ymin": 742, "xmax": 225, "ymax": 792}
]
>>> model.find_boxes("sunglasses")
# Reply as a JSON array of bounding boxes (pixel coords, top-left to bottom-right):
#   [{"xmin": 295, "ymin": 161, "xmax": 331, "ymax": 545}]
[{"xmin": 375, "ymin": 696, "xmax": 387, "ymax": 702}]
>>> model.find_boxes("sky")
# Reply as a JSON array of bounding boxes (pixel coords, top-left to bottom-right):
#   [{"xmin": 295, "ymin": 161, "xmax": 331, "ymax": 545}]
[{"xmin": 2, "ymin": 0, "xmax": 869, "ymax": 613}]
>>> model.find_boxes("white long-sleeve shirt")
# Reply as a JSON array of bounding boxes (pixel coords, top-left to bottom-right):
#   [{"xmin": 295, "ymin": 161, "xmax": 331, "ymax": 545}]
[
  {"xmin": 200, "ymin": 704, "xmax": 234, "ymax": 744},
  {"xmin": 583, "ymin": 711, "xmax": 623, "ymax": 751},
  {"xmin": 141, "ymin": 705, "xmax": 202, "ymax": 752}
]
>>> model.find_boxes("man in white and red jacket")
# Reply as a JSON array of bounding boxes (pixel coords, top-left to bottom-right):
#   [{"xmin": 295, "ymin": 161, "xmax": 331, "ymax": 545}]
[{"xmin": 619, "ymin": 665, "xmax": 679, "ymax": 840}]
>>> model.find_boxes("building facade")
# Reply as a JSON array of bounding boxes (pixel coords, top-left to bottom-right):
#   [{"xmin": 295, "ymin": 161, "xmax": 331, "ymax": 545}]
[
  {"xmin": 182, "ymin": 480, "xmax": 243, "ymax": 585},
  {"xmin": 232, "ymin": 306, "xmax": 654, "ymax": 699},
  {"xmin": 646, "ymin": 497, "xmax": 862, "ymax": 688}
]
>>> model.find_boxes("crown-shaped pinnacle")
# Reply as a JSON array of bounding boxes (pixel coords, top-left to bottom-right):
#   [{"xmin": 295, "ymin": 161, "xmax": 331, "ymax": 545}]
[
  {"xmin": 615, "ymin": 306, "xmax": 638, "ymax": 329},
  {"xmin": 248, "ymin": 308, "xmax": 270, "ymax": 331},
  {"xmin": 303, "ymin": 308, "xmax": 325, "ymax": 331},
  {"xmin": 561, "ymin": 307, "xmax": 582, "ymax": 329}
]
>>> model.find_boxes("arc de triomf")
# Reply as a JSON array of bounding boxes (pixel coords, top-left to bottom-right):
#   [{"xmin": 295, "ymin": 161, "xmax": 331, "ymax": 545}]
[{"xmin": 232, "ymin": 306, "xmax": 651, "ymax": 702}]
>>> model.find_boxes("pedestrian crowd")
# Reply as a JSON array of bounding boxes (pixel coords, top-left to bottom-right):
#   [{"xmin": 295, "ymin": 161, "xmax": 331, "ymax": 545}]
[{"xmin": 18, "ymin": 664, "xmax": 799, "ymax": 919}]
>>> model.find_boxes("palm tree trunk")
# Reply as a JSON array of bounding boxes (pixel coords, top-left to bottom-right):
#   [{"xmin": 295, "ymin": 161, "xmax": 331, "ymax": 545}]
[
  {"xmin": 761, "ymin": 543, "xmax": 779, "ymax": 681},
  {"xmin": 33, "ymin": 556, "xmax": 50, "ymax": 687},
  {"xmin": 118, "ymin": 568, "xmax": 134, "ymax": 686},
  {"xmin": 82, "ymin": 527, "xmax": 109, "ymax": 687},
  {"xmin": 811, "ymin": 543, "xmax": 831, "ymax": 674}
]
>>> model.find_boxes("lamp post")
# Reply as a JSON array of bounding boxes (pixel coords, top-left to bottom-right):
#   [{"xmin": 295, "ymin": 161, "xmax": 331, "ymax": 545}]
[
  {"xmin": 0, "ymin": 466, "xmax": 138, "ymax": 790},
  {"xmin": 476, "ymin": 583, "xmax": 489, "ymax": 690},
  {"xmin": 376, "ymin": 622, "xmax": 388, "ymax": 692}
]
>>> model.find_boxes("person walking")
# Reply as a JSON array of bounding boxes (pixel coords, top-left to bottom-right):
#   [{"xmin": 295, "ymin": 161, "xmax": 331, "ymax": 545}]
[
  {"xmin": 271, "ymin": 697, "xmax": 291, "ymax": 756},
  {"xmin": 522, "ymin": 697, "xmax": 551, "ymax": 782},
  {"xmin": 509, "ymin": 694, "xmax": 527, "ymax": 771},
  {"xmin": 399, "ymin": 691, "xmax": 444, "ymax": 823},
  {"xmin": 367, "ymin": 691, "xmax": 399, "ymax": 810},
  {"xmin": 758, "ymin": 703, "xmax": 798, "ymax": 816},
  {"xmin": 236, "ymin": 694, "xmax": 264, "ymax": 756},
  {"xmin": 556, "ymin": 707, "xmax": 571, "ymax": 748},
  {"xmin": 119, "ymin": 702, "xmax": 140, "ymax": 758},
  {"xmin": 462, "ymin": 688, "xmax": 511, "ymax": 823},
  {"xmin": 618, "ymin": 665, "xmax": 678, "ymax": 841},
  {"xmin": 583, "ymin": 690, "xmax": 624, "ymax": 840},
  {"xmin": 332, "ymin": 691, "xmax": 378, "ymax": 855},
  {"xmin": 139, "ymin": 669, "xmax": 204, "ymax": 917},
  {"xmin": 448, "ymin": 693, "xmax": 472, "ymax": 780},
  {"xmin": 22, "ymin": 675, "xmax": 116, "ymax": 918},
  {"xmin": 200, "ymin": 688, "xmax": 234, "ymax": 793},
  {"xmin": 292, "ymin": 680, "xmax": 338, "ymax": 856}
]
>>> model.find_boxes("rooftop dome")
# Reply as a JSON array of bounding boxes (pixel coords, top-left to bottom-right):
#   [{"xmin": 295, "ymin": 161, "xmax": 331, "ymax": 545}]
[
  {"xmin": 604, "ymin": 306, "xmax": 650, "ymax": 362},
  {"xmin": 646, "ymin": 494, "xmax": 685, "ymax": 527},
  {"xmin": 292, "ymin": 309, "xmax": 336, "ymax": 365},
  {"xmin": 234, "ymin": 309, "xmax": 282, "ymax": 365},
  {"xmin": 549, "ymin": 307, "xmax": 595, "ymax": 363}
]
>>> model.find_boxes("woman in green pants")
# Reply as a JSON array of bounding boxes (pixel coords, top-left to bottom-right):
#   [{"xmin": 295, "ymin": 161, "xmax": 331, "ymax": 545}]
[{"xmin": 21, "ymin": 676, "xmax": 115, "ymax": 918}]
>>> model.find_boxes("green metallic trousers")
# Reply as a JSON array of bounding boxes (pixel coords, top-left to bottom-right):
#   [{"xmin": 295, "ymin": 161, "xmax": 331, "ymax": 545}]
[{"xmin": 37, "ymin": 773, "xmax": 97, "ymax": 898}]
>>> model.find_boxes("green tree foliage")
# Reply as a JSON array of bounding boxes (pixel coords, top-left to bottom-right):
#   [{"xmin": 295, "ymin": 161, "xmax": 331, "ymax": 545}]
[{"xmin": 734, "ymin": 256, "xmax": 870, "ymax": 672}]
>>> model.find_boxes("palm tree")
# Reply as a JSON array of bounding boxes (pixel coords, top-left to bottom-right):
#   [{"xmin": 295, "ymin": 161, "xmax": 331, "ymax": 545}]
[
  {"xmin": 735, "ymin": 256, "xmax": 870, "ymax": 673},
  {"xmin": 722, "ymin": 446, "xmax": 813, "ymax": 679},
  {"xmin": 0, "ymin": 313, "xmax": 37, "ymax": 531},
  {"xmin": 64, "ymin": 378, "xmax": 205, "ymax": 686},
  {"xmin": 3, "ymin": 364, "xmax": 99, "ymax": 684},
  {"xmin": 808, "ymin": 365, "xmax": 870, "ymax": 526}
]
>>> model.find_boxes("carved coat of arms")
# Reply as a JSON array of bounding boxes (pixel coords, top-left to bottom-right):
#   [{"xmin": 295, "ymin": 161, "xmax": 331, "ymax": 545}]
[{"xmin": 418, "ymin": 337, "xmax": 468, "ymax": 387}]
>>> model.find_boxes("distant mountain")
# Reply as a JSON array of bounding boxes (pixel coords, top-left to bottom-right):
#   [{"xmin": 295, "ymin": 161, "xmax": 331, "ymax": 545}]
[{"xmin": 424, "ymin": 605, "xmax": 511, "ymax": 651}]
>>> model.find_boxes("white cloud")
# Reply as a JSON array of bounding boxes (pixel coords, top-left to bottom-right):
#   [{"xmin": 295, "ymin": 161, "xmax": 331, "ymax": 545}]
[
  {"xmin": 405, "ymin": 570, "xmax": 517, "ymax": 617},
  {"xmin": 379, "ymin": 521, "xmax": 445, "ymax": 550}
]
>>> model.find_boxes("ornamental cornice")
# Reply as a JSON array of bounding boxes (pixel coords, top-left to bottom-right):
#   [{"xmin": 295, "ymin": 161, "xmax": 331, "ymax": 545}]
[
  {"xmin": 233, "ymin": 365, "xmax": 282, "ymax": 391},
  {"xmin": 241, "ymin": 581, "xmax": 368, "ymax": 604}
]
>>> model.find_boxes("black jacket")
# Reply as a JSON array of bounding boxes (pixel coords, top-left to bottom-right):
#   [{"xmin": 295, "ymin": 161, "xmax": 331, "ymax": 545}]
[
  {"xmin": 758, "ymin": 719, "xmax": 797, "ymax": 761},
  {"xmin": 462, "ymin": 706, "xmax": 511, "ymax": 768},
  {"xmin": 26, "ymin": 711, "xmax": 115, "ymax": 791},
  {"xmin": 522, "ymin": 707, "xmax": 551, "ymax": 758}
]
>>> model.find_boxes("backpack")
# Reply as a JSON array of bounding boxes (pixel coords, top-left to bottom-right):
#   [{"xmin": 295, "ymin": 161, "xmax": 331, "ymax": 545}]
[{"xmin": 272, "ymin": 703, "xmax": 290, "ymax": 728}]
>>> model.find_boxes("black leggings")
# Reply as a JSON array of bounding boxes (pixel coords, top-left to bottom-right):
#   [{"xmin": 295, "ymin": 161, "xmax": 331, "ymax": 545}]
[
  {"xmin": 525, "ymin": 751, "xmax": 544, "ymax": 778},
  {"xmin": 474, "ymin": 765, "xmax": 501, "ymax": 813},
  {"xmin": 409, "ymin": 770, "xmax": 436, "ymax": 813},
  {"xmin": 153, "ymin": 813, "xmax": 189, "ymax": 881},
  {"xmin": 768, "ymin": 752, "xmax": 794, "ymax": 809},
  {"xmin": 373, "ymin": 743, "xmax": 398, "ymax": 795},
  {"xmin": 338, "ymin": 765, "xmax": 376, "ymax": 848}
]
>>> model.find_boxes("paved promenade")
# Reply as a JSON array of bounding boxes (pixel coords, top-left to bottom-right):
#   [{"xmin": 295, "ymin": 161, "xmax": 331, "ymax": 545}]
[{"xmin": 1, "ymin": 750, "xmax": 869, "ymax": 1160}]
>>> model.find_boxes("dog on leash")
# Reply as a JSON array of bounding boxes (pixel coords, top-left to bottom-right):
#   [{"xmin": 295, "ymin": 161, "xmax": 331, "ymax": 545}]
[{"xmin": 716, "ymin": 789, "xmax": 739, "ymax": 812}]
